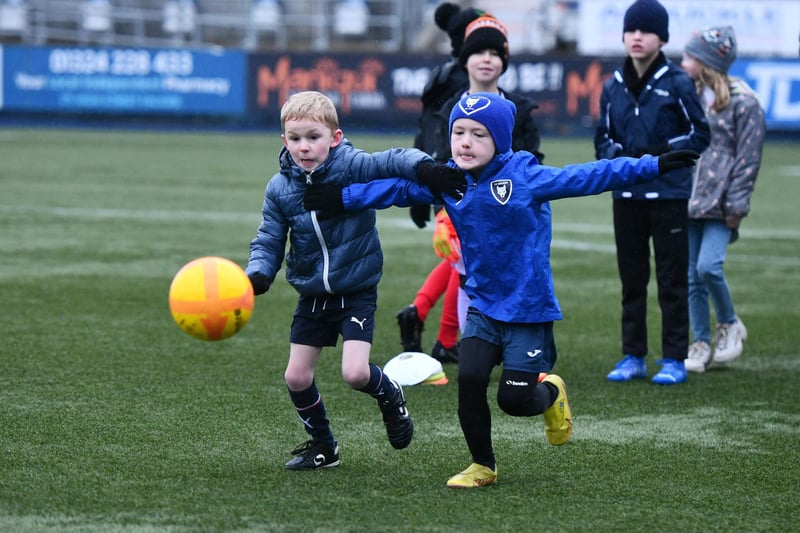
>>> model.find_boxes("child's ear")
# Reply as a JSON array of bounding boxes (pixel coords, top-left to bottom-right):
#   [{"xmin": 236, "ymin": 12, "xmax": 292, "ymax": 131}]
[{"xmin": 330, "ymin": 129, "xmax": 344, "ymax": 148}]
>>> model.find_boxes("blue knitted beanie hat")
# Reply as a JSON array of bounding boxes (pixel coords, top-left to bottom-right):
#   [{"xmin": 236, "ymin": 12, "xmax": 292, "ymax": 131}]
[{"xmin": 449, "ymin": 92, "xmax": 516, "ymax": 154}]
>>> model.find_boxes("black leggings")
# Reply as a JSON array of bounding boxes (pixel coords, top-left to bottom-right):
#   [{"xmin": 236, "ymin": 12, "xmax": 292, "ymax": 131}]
[{"xmin": 457, "ymin": 337, "xmax": 556, "ymax": 466}]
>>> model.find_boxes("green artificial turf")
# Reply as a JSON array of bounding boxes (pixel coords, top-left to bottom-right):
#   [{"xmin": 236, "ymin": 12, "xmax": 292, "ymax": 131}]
[{"xmin": 1, "ymin": 128, "xmax": 798, "ymax": 532}]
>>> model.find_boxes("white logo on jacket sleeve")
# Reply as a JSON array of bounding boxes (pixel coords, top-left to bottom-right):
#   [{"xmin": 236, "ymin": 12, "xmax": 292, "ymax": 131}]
[{"xmin": 490, "ymin": 179, "xmax": 512, "ymax": 205}]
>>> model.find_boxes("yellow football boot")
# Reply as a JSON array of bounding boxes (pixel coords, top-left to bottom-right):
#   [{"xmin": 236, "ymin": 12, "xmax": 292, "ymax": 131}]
[
  {"xmin": 446, "ymin": 463, "xmax": 497, "ymax": 488},
  {"xmin": 542, "ymin": 374, "xmax": 573, "ymax": 445}
]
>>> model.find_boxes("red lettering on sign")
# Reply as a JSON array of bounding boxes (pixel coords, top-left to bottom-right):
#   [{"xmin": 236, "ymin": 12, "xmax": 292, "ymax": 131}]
[
  {"xmin": 566, "ymin": 61, "xmax": 609, "ymax": 118},
  {"xmin": 256, "ymin": 56, "xmax": 385, "ymax": 114}
]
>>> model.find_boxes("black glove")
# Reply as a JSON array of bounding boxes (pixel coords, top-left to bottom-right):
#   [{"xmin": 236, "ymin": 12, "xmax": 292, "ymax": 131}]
[
  {"xmin": 416, "ymin": 162, "xmax": 467, "ymax": 201},
  {"xmin": 303, "ymin": 184, "xmax": 345, "ymax": 220},
  {"xmin": 657, "ymin": 150, "xmax": 700, "ymax": 174},
  {"xmin": 596, "ymin": 138, "xmax": 623, "ymax": 160},
  {"xmin": 636, "ymin": 141, "xmax": 671, "ymax": 157},
  {"xmin": 248, "ymin": 273, "xmax": 273, "ymax": 295},
  {"xmin": 409, "ymin": 204, "xmax": 431, "ymax": 229}
]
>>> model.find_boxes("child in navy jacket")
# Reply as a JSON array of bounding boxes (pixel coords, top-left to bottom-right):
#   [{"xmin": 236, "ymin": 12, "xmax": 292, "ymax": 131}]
[{"xmin": 594, "ymin": 0, "xmax": 710, "ymax": 385}]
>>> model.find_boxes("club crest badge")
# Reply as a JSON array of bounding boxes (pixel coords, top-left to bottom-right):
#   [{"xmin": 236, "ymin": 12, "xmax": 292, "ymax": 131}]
[
  {"xmin": 490, "ymin": 179, "xmax": 512, "ymax": 205},
  {"xmin": 459, "ymin": 95, "xmax": 492, "ymax": 115}
]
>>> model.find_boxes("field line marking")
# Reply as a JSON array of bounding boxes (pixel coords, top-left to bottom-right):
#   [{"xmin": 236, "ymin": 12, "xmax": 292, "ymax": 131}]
[{"xmin": 2, "ymin": 205, "xmax": 798, "ymax": 266}]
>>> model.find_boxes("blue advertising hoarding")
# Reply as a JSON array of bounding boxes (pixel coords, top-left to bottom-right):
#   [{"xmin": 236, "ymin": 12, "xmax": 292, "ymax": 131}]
[
  {"xmin": 0, "ymin": 45, "xmax": 245, "ymax": 116},
  {"xmin": 1, "ymin": 44, "xmax": 798, "ymax": 132},
  {"xmin": 730, "ymin": 59, "xmax": 800, "ymax": 131}
]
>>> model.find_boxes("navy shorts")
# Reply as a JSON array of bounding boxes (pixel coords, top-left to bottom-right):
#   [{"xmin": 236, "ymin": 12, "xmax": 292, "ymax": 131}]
[
  {"xmin": 462, "ymin": 307, "xmax": 557, "ymax": 373},
  {"xmin": 290, "ymin": 287, "xmax": 377, "ymax": 347}
]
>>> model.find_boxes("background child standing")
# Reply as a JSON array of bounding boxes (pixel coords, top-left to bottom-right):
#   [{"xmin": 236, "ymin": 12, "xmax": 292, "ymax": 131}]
[
  {"xmin": 680, "ymin": 26, "xmax": 766, "ymax": 372},
  {"xmin": 594, "ymin": 0, "xmax": 710, "ymax": 385},
  {"xmin": 395, "ymin": 3, "xmax": 484, "ymax": 364}
]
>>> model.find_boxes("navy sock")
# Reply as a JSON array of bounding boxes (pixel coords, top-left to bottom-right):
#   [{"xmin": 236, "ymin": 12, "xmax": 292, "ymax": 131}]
[
  {"xmin": 358, "ymin": 363, "xmax": 396, "ymax": 401},
  {"xmin": 288, "ymin": 380, "xmax": 335, "ymax": 449}
]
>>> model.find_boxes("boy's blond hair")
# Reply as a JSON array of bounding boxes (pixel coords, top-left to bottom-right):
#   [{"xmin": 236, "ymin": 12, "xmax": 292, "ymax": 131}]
[{"xmin": 280, "ymin": 91, "xmax": 339, "ymax": 133}]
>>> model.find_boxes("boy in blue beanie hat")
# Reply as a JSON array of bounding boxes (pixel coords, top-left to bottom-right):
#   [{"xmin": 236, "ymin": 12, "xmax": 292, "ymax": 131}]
[
  {"xmin": 400, "ymin": 11, "xmax": 543, "ymax": 367},
  {"xmin": 305, "ymin": 92, "xmax": 700, "ymax": 488},
  {"xmin": 595, "ymin": 0, "xmax": 710, "ymax": 386}
]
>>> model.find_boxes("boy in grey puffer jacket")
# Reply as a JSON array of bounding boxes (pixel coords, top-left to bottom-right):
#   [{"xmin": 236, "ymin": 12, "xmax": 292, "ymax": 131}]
[{"xmin": 246, "ymin": 91, "xmax": 465, "ymax": 470}]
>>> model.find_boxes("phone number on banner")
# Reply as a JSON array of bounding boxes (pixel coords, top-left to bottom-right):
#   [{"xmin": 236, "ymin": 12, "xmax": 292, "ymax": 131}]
[{"xmin": 48, "ymin": 48, "xmax": 194, "ymax": 76}]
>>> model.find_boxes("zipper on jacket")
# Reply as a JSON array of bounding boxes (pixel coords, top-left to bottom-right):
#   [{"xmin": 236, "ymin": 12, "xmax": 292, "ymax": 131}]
[
  {"xmin": 305, "ymin": 169, "xmax": 334, "ymax": 294},
  {"xmin": 310, "ymin": 212, "xmax": 333, "ymax": 294}
]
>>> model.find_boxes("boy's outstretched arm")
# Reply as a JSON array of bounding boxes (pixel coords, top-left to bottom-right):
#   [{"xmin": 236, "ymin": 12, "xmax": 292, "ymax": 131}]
[
  {"xmin": 533, "ymin": 150, "xmax": 700, "ymax": 202},
  {"xmin": 304, "ymin": 178, "xmax": 441, "ymax": 219},
  {"xmin": 304, "ymin": 165, "xmax": 465, "ymax": 219}
]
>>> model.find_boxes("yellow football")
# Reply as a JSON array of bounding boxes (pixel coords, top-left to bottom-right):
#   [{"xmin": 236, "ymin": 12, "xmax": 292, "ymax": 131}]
[{"xmin": 168, "ymin": 256, "xmax": 254, "ymax": 341}]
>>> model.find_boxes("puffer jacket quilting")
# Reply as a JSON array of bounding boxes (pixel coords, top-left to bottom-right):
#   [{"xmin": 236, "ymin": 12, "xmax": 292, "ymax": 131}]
[{"xmin": 247, "ymin": 140, "xmax": 431, "ymax": 296}]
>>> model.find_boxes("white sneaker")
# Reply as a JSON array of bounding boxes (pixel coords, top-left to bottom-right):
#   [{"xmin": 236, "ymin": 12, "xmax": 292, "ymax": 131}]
[
  {"xmin": 713, "ymin": 318, "xmax": 747, "ymax": 364},
  {"xmin": 685, "ymin": 341, "xmax": 711, "ymax": 373}
]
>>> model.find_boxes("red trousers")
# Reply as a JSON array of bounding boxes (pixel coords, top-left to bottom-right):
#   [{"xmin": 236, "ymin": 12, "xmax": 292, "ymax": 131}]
[{"xmin": 412, "ymin": 260, "xmax": 460, "ymax": 349}]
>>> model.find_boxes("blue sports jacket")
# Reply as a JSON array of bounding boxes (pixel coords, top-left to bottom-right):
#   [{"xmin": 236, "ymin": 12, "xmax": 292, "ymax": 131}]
[
  {"xmin": 342, "ymin": 152, "xmax": 661, "ymax": 323},
  {"xmin": 247, "ymin": 140, "xmax": 431, "ymax": 296},
  {"xmin": 594, "ymin": 56, "xmax": 710, "ymax": 200}
]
